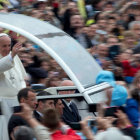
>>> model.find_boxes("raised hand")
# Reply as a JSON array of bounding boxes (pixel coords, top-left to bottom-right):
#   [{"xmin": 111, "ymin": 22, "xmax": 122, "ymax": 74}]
[{"xmin": 11, "ymin": 42, "xmax": 22, "ymax": 58}]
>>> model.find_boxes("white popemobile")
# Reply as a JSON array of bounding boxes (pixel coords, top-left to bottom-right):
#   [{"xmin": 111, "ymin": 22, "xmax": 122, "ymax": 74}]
[{"xmin": 0, "ymin": 13, "xmax": 111, "ymax": 140}]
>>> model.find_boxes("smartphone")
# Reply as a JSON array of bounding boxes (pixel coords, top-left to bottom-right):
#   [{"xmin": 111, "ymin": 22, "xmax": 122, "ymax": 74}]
[
  {"xmin": 69, "ymin": 120, "xmax": 97, "ymax": 131},
  {"xmin": 13, "ymin": 106, "xmax": 22, "ymax": 113},
  {"xmin": 88, "ymin": 103, "xmax": 97, "ymax": 113},
  {"xmin": 88, "ymin": 119, "xmax": 97, "ymax": 126},
  {"xmin": 104, "ymin": 107, "xmax": 118, "ymax": 118},
  {"xmin": 104, "ymin": 106, "xmax": 125, "ymax": 118},
  {"xmin": 108, "ymin": 45, "xmax": 120, "ymax": 60},
  {"xmin": 69, "ymin": 122, "xmax": 81, "ymax": 130},
  {"xmin": 88, "ymin": 119, "xmax": 97, "ymax": 133}
]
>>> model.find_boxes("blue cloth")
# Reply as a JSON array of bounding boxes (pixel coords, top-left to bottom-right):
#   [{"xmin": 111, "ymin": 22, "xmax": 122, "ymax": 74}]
[
  {"xmin": 125, "ymin": 98, "xmax": 139, "ymax": 128},
  {"xmin": 111, "ymin": 85, "xmax": 128, "ymax": 106},
  {"xmin": 124, "ymin": 76, "xmax": 134, "ymax": 84},
  {"xmin": 96, "ymin": 70, "xmax": 128, "ymax": 106},
  {"xmin": 96, "ymin": 70, "xmax": 116, "ymax": 87},
  {"xmin": 76, "ymin": 132, "xmax": 86, "ymax": 140}
]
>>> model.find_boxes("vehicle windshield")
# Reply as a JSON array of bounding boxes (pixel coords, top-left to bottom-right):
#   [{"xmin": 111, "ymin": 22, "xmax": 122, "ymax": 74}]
[{"xmin": 0, "ymin": 13, "xmax": 101, "ymax": 88}]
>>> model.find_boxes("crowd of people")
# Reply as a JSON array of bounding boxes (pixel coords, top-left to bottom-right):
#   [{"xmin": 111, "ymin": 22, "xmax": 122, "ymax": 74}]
[{"xmin": 0, "ymin": 0, "xmax": 140, "ymax": 140}]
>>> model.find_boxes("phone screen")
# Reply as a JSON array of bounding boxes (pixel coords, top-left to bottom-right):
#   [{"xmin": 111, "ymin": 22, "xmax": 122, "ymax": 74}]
[
  {"xmin": 13, "ymin": 106, "xmax": 22, "ymax": 113},
  {"xmin": 88, "ymin": 103, "xmax": 97, "ymax": 113},
  {"xmin": 104, "ymin": 107, "xmax": 119, "ymax": 119}
]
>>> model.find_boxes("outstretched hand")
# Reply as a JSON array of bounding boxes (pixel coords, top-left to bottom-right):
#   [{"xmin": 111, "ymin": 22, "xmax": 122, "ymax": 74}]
[{"xmin": 11, "ymin": 42, "xmax": 22, "ymax": 58}]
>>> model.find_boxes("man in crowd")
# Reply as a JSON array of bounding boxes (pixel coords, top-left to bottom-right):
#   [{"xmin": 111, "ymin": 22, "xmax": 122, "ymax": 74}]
[
  {"xmin": 0, "ymin": 33, "xmax": 27, "ymax": 97},
  {"xmin": 130, "ymin": 21, "xmax": 140, "ymax": 53},
  {"xmin": 8, "ymin": 88, "xmax": 37, "ymax": 139},
  {"xmin": 59, "ymin": 80, "xmax": 81, "ymax": 125},
  {"xmin": 54, "ymin": 99, "xmax": 64, "ymax": 116},
  {"xmin": 35, "ymin": 90, "xmax": 55, "ymax": 121}
]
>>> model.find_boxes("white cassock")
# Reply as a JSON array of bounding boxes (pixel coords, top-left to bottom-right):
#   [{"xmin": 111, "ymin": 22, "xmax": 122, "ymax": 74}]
[
  {"xmin": 0, "ymin": 53, "xmax": 26, "ymax": 97},
  {"xmin": 0, "ymin": 53, "xmax": 27, "ymax": 130}
]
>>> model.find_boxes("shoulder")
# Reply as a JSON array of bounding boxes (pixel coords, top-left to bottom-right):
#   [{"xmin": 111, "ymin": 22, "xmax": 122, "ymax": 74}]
[
  {"xmin": 8, "ymin": 114, "xmax": 26, "ymax": 125},
  {"xmin": 126, "ymin": 98, "xmax": 138, "ymax": 106}
]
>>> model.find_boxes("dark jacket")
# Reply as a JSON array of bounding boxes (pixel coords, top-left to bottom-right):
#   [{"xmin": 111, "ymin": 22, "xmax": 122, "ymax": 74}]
[
  {"xmin": 8, "ymin": 106, "xmax": 42, "ymax": 140},
  {"xmin": 62, "ymin": 100, "xmax": 81, "ymax": 125}
]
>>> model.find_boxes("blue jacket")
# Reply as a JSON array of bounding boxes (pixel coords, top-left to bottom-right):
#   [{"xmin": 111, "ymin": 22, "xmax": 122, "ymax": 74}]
[{"xmin": 125, "ymin": 98, "xmax": 139, "ymax": 128}]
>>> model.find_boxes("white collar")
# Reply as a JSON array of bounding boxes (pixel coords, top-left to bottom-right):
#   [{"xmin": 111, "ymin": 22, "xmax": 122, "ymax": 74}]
[{"xmin": 36, "ymin": 110, "xmax": 43, "ymax": 117}]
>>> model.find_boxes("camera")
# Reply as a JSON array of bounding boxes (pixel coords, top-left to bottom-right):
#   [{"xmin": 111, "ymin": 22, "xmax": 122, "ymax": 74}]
[
  {"xmin": 13, "ymin": 106, "xmax": 23, "ymax": 113},
  {"xmin": 69, "ymin": 122, "xmax": 81, "ymax": 130}
]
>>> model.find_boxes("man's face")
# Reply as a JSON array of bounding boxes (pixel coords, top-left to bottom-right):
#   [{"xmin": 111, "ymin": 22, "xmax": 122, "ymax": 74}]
[
  {"xmin": 0, "ymin": 36, "xmax": 11, "ymax": 57},
  {"xmin": 59, "ymin": 90, "xmax": 75, "ymax": 102},
  {"xmin": 68, "ymin": 2, "xmax": 77, "ymax": 12},
  {"xmin": 132, "ymin": 24, "xmax": 140, "ymax": 39},
  {"xmin": 90, "ymin": 24, "xmax": 98, "ymax": 35},
  {"xmin": 70, "ymin": 15, "xmax": 84, "ymax": 28},
  {"xmin": 98, "ymin": 44, "xmax": 108, "ymax": 57},
  {"xmin": 24, "ymin": 91, "xmax": 37, "ymax": 110},
  {"xmin": 59, "ymin": 80, "xmax": 75, "ymax": 102},
  {"xmin": 103, "ymin": 4, "xmax": 113, "ymax": 11},
  {"xmin": 97, "ymin": 19, "xmax": 107, "ymax": 30},
  {"xmin": 55, "ymin": 99, "xmax": 64, "ymax": 115},
  {"xmin": 107, "ymin": 38, "xmax": 118, "ymax": 47},
  {"xmin": 43, "ymin": 100, "xmax": 55, "ymax": 109}
]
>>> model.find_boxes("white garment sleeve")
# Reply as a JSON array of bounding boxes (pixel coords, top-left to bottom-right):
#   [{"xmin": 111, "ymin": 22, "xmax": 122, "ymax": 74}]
[
  {"xmin": 33, "ymin": 125, "xmax": 50, "ymax": 140},
  {"xmin": 95, "ymin": 127, "xmax": 133, "ymax": 140},
  {"xmin": 0, "ymin": 54, "xmax": 14, "ymax": 74}
]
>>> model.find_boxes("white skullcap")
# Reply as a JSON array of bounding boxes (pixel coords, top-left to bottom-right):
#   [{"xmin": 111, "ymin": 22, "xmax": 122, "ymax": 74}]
[{"xmin": 0, "ymin": 33, "xmax": 9, "ymax": 37}]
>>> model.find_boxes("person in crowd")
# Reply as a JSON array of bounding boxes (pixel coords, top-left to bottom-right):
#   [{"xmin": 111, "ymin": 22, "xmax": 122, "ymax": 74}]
[
  {"xmin": 62, "ymin": 1, "xmax": 77, "ymax": 32},
  {"xmin": 44, "ymin": 11, "xmax": 62, "ymax": 29},
  {"xmin": 68, "ymin": 14, "xmax": 93, "ymax": 48},
  {"xmin": 15, "ymin": 103, "xmax": 82, "ymax": 140},
  {"xmin": 129, "ymin": 21, "xmax": 140, "ymax": 54},
  {"xmin": 54, "ymin": 99, "xmax": 64, "ymax": 116},
  {"xmin": 95, "ymin": 111, "xmax": 134, "ymax": 140},
  {"xmin": 35, "ymin": 90, "xmax": 55, "ymax": 121},
  {"xmin": 29, "ymin": 67, "xmax": 48, "ymax": 92},
  {"xmin": 0, "ymin": 33, "xmax": 27, "ymax": 97},
  {"xmin": 1, "ymin": 0, "xmax": 140, "ymax": 139},
  {"xmin": 124, "ymin": 71, "xmax": 140, "ymax": 128},
  {"xmin": 121, "ymin": 31, "xmax": 136, "ymax": 51},
  {"xmin": 8, "ymin": 88, "xmax": 37, "ymax": 140},
  {"xmin": 96, "ymin": 70, "xmax": 128, "ymax": 107},
  {"xmin": 11, "ymin": 126, "xmax": 37, "ymax": 140},
  {"xmin": 59, "ymin": 80, "xmax": 81, "ymax": 125},
  {"xmin": 87, "ymin": 24, "xmax": 99, "ymax": 46},
  {"xmin": 93, "ymin": 43, "xmax": 112, "ymax": 70}
]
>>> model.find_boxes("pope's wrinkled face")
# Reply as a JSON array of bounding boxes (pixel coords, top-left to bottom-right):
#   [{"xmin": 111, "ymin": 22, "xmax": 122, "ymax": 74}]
[{"xmin": 0, "ymin": 36, "xmax": 11, "ymax": 57}]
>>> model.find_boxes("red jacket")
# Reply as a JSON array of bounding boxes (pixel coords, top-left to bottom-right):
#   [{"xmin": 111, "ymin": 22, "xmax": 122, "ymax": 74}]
[
  {"xmin": 52, "ymin": 2, "xmax": 59, "ymax": 8},
  {"xmin": 51, "ymin": 129, "xmax": 81, "ymax": 140},
  {"xmin": 122, "ymin": 60, "xmax": 140, "ymax": 77}
]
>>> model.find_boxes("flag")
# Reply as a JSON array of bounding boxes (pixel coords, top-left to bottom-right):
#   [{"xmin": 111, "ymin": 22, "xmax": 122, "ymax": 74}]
[{"xmin": 77, "ymin": 0, "xmax": 87, "ymax": 19}]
